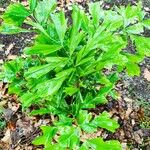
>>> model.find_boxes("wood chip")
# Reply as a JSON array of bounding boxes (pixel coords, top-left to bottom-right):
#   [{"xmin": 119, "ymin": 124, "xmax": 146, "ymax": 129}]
[
  {"xmin": 1, "ymin": 129, "xmax": 11, "ymax": 143},
  {"xmin": 7, "ymin": 55, "xmax": 17, "ymax": 60},
  {"xmin": 143, "ymin": 68, "xmax": 150, "ymax": 81},
  {"xmin": 133, "ymin": 132, "xmax": 143, "ymax": 144}
]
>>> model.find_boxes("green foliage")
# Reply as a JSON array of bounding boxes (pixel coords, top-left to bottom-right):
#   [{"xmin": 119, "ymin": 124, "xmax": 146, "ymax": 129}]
[
  {"xmin": 28, "ymin": 0, "xmax": 37, "ymax": 12},
  {"xmin": 32, "ymin": 119, "xmax": 119, "ymax": 150},
  {"xmin": 32, "ymin": 126, "xmax": 57, "ymax": 148},
  {"xmin": 1, "ymin": 3, "xmax": 30, "ymax": 26},
  {"xmin": 0, "ymin": 108, "xmax": 6, "ymax": 130},
  {"xmin": 81, "ymin": 137, "xmax": 121, "ymax": 150},
  {"xmin": 0, "ymin": 118, "xmax": 6, "ymax": 129},
  {"xmin": 0, "ymin": 23, "xmax": 29, "ymax": 34},
  {"xmin": 1, "ymin": 0, "xmax": 150, "ymax": 149},
  {"xmin": 34, "ymin": 0, "xmax": 56, "ymax": 25},
  {"xmin": 77, "ymin": 110, "xmax": 119, "ymax": 133}
]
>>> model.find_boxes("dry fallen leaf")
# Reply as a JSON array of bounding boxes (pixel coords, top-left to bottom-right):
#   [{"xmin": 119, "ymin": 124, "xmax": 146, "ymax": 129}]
[
  {"xmin": 133, "ymin": 132, "xmax": 143, "ymax": 144},
  {"xmin": 1, "ymin": 129, "xmax": 11, "ymax": 143},
  {"xmin": 122, "ymin": 143, "xmax": 128, "ymax": 150},
  {"xmin": 0, "ymin": 44, "xmax": 4, "ymax": 51},
  {"xmin": 143, "ymin": 68, "xmax": 150, "ymax": 81},
  {"xmin": 0, "ymin": 100, "xmax": 7, "ymax": 107},
  {"xmin": 5, "ymin": 43, "xmax": 14, "ymax": 55},
  {"xmin": 80, "ymin": 129, "xmax": 103, "ymax": 142},
  {"xmin": 0, "ymin": 8, "xmax": 5, "ymax": 12}
]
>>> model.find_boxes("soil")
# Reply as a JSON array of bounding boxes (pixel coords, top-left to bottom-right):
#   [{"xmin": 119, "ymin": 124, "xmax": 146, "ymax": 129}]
[
  {"xmin": 0, "ymin": 0, "xmax": 150, "ymax": 150},
  {"xmin": 0, "ymin": 32, "xmax": 35, "ymax": 60}
]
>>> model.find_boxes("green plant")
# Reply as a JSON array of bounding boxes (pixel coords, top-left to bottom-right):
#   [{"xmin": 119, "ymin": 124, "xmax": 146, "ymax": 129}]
[
  {"xmin": 0, "ymin": 108, "xmax": 6, "ymax": 130},
  {"xmin": 0, "ymin": 0, "xmax": 150, "ymax": 149},
  {"xmin": 0, "ymin": 118, "xmax": 6, "ymax": 130}
]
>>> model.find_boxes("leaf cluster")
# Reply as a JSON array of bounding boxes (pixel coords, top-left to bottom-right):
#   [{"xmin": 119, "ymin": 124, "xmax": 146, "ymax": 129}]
[{"xmin": 0, "ymin": 0, "xmax": 150, "ymax": 149}]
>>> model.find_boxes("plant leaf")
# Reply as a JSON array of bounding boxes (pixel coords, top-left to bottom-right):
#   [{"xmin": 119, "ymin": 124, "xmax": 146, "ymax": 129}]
[
  {"xmin": 131, "ymin": 35, "xmax": 150, "ymax": 57},
  {"xmin": 91, "ymin": 85, "xmax": 113, "ymax": 105},
  {"xmin": 58, "ymin": 126, "xmax": 80, "ymax": 149},
  {"xmin": 0, "ymin": 23, "xmax": 29, "ymax": 34},
  {"xmin": 2, "ymin": 3, "xmax": 30, "ymax": 26},
  {"xmin": 92, "ymin": 111, "xmax": 119, "ymax": 132},
  {"xmin": 64, "ymin": 87, "xmax": 79, "ymax": 96},
  {"xmin": 28, "ymin": 0, "xmax": 37, "ymax": 12},
  {"xmin": 24, "ymin": 44, "xmax": 62, "ymax": 55},
  {"xmin": 89, "ymin": 2, "xmax": 100, "ymax": 28},
  {"xmin": 51, "ymin": 11, "xmax": 67, "ymax": 44},
  {"xmin": 142, "ymin": 19, "xmax": 150, "ymax": 29},
  {"xmin": 3, "ymin": 58, "xmax": 23, "ymax": 82},
  {"xmin": 20, "ymin": 92, "xmax": 39, "ymax": 108},
  {"xmin": 8, "ymin": 79, "xmax": 24, "ymax": 95},
  {"xmin": 69, "ymin": 5, "xmax": 83, "ymax": 55},
  {"xmin": 84, "ymin": 138, "xmax": 121, "ymax": 150},
  {"xmin": 32, "ymin": 126, "xmax": 57, "ymax": 148},
  {"xmin": 25, "ymin": 21, "xmax": 51, "ymax": 39},
  {"xmin": 30, "ymin": 108, "xmax": 51, "ymax": 115},
  {"xmin": 36, "ymin": 68, "xmax": 74, "ymax": 97},
  {"xmin": 126, "ymin": 23, "xmax": 144, "ymax": 34},
  {"xmin": 126, "ymin": 62, "xmax": 140, "ymax": 76},
  {"xmin": 35, "ymin": 0, "xmax": 56, "ymax": 24},
  {"xmin": 77, "ymin": 110, "xmax": 97, "ymax": 133},
  {"xmin": 25, "ymin": 58, "xmax": 68, "ymax": 79},
  {"xmin": 24, "ymin": 64, "xmax": 55, "ymax": 79}
]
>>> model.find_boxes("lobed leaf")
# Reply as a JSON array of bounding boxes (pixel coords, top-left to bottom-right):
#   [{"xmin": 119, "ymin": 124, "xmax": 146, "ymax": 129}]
[
  {"xmin": 58, "ymin": 127, "xmax": 80, "ymax": 149},
  {"xmin": 2, "ymin": 3, "xmax": 30, "ymax": 26},
  {"xmin": 81, "ymin": 137, "xmax": 121, "ymax": 150},
  {"xmin": 32, "ymin": 126, "xmax": 57, "ymax": 148},
  {"xmin": 126, "ymin": 62, "xmax": 140, "ymax": 76},
  {"xmin": 92, "ymin": 111, "xmax": 119, "ymax": 132}
]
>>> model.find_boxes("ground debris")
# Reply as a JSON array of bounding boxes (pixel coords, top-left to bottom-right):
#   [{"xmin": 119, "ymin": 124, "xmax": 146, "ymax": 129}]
[{"xmin": 144, "ymin": 68, "xmax": 150, "ymax": 81}]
